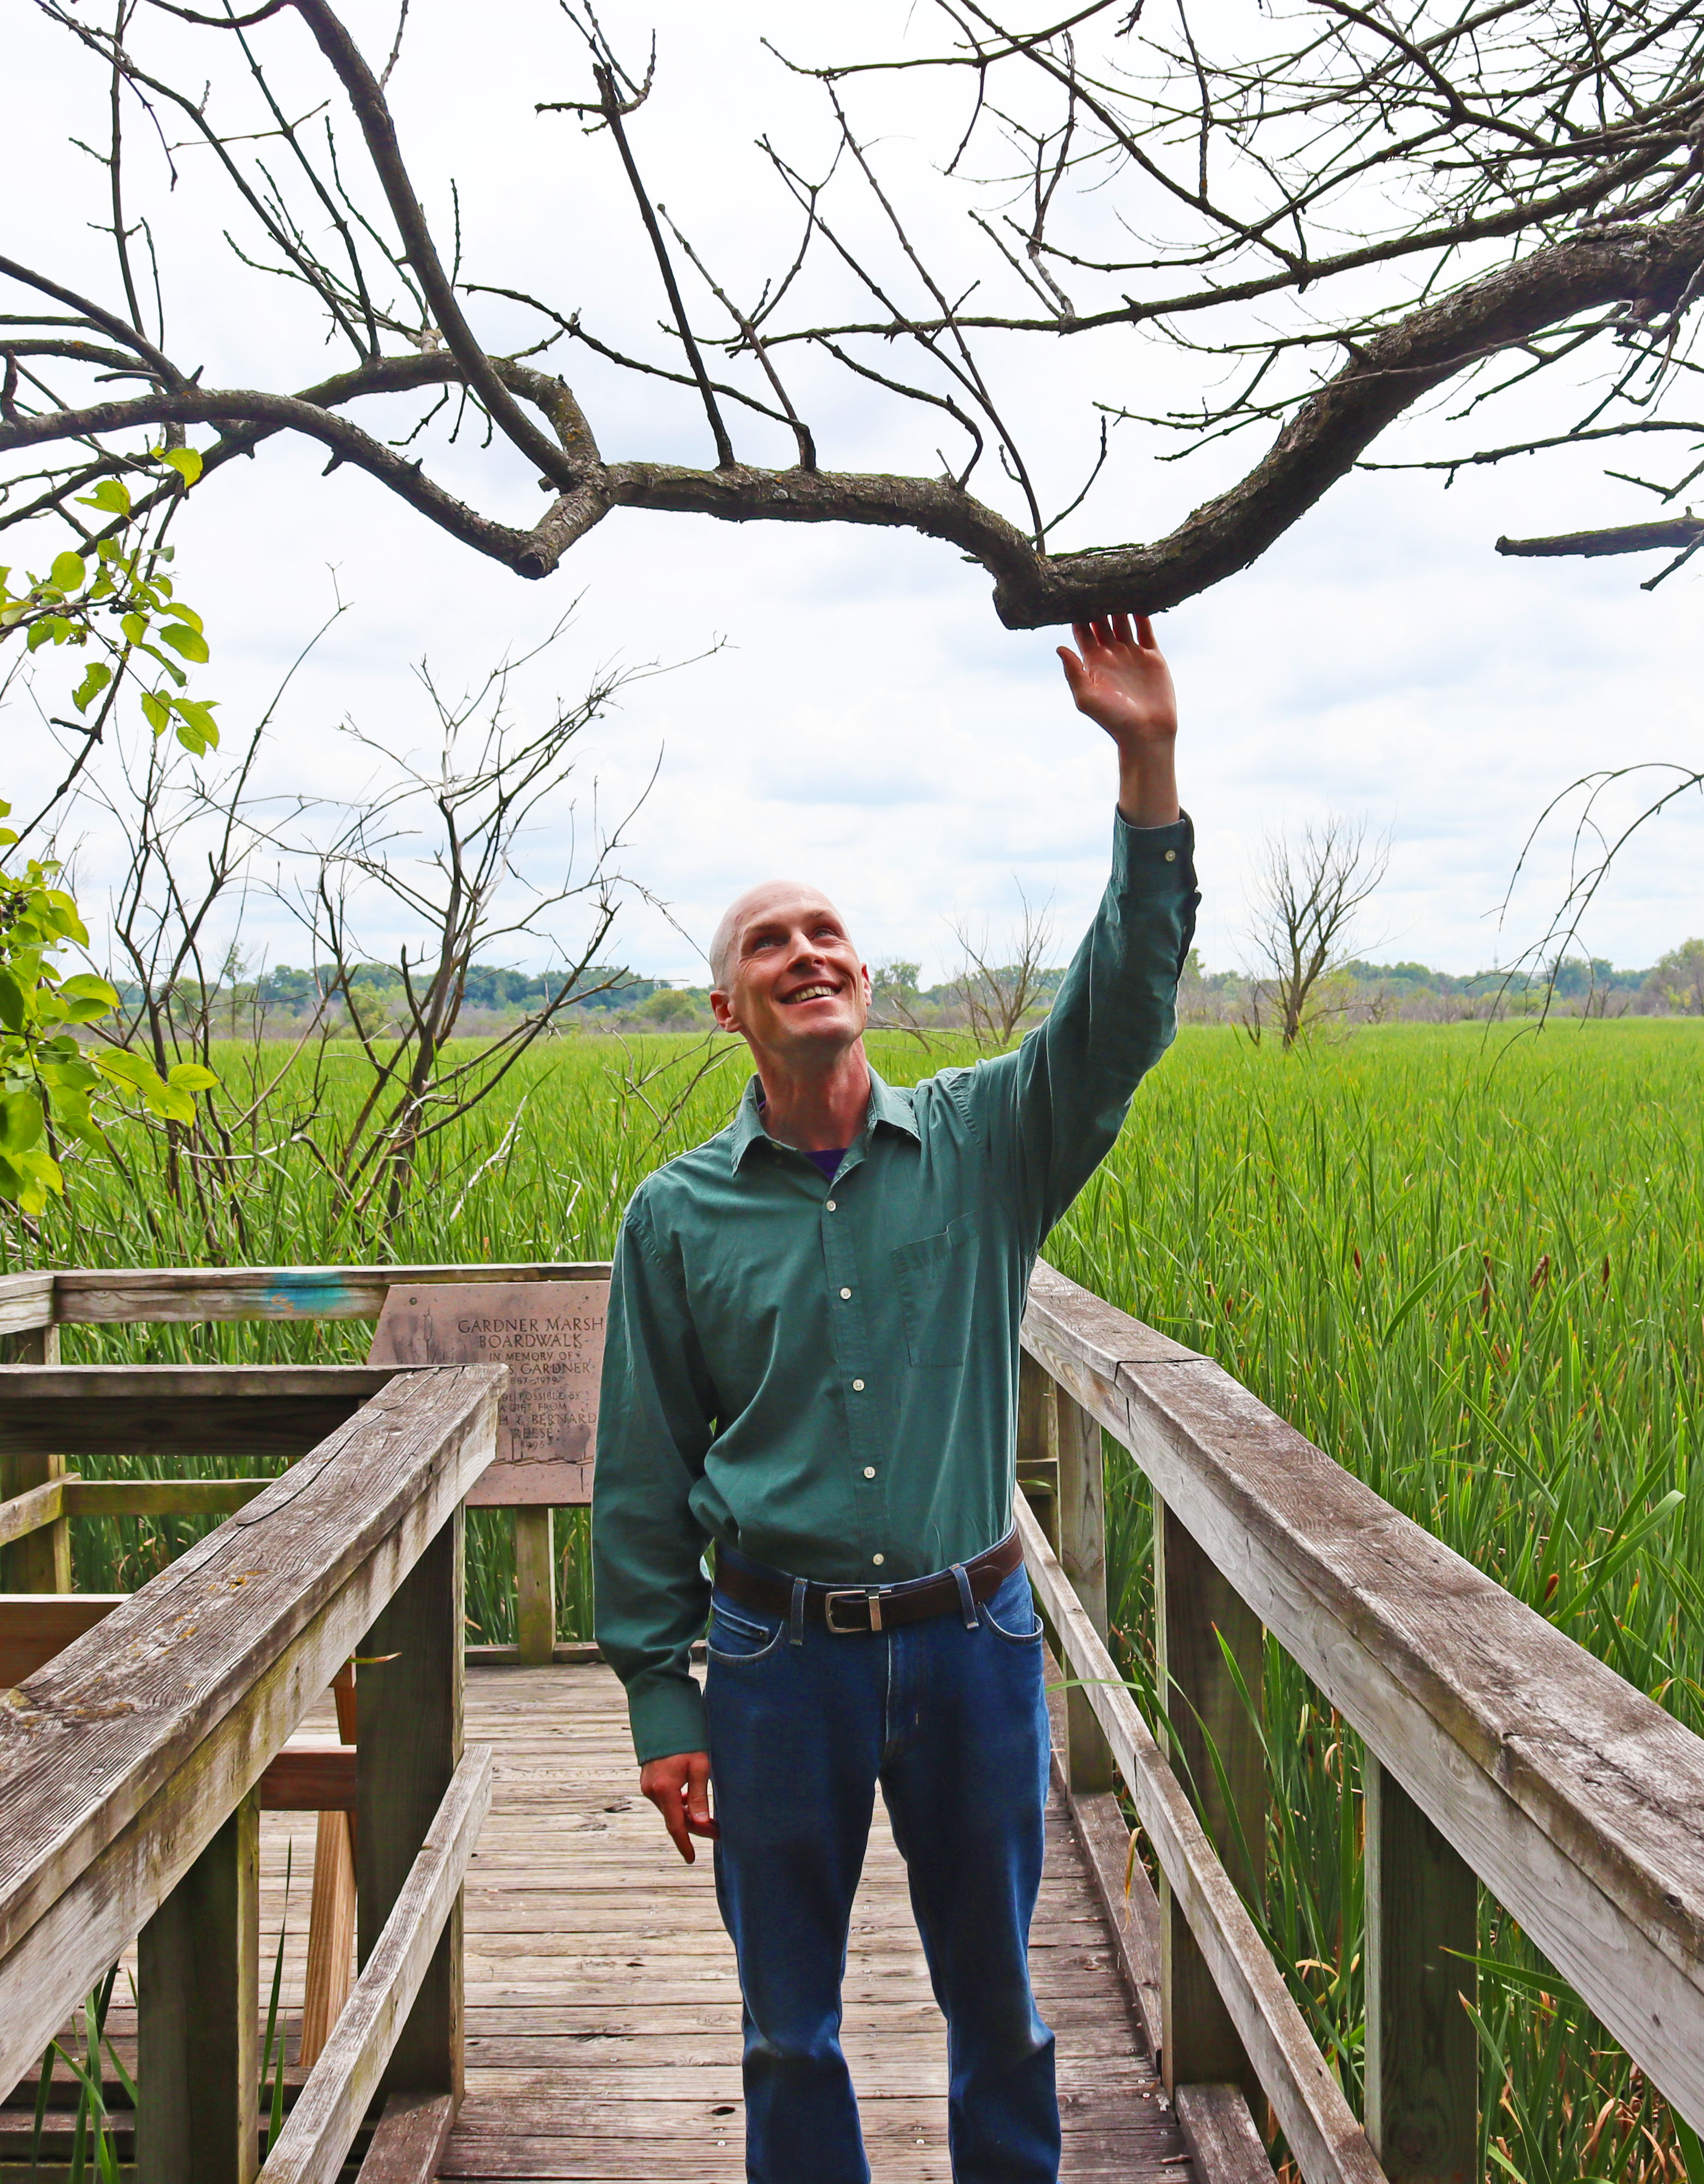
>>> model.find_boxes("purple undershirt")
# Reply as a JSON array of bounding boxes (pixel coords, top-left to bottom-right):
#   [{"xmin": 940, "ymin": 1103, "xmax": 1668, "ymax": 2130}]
[{"xmin": 804, "ymin": 1148, "xmax": 845, "ymax": 1182}]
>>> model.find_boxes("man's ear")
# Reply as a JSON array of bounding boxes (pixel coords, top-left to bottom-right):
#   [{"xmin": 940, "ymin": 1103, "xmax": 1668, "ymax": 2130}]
[{"xmin": 710, "ymin": 986, "xmax": 738, "ymax": 1032}]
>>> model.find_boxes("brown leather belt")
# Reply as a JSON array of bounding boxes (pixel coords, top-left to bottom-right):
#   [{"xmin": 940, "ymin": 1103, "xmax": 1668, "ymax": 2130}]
[{"xmin": 714, "ymin": 1527, "xmax": 1023, "ymax": 1635}]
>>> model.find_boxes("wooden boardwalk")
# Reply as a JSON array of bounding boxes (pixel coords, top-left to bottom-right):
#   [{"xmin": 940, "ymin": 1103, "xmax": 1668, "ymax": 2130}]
[{"xmin": 263, "ymin": 1663, "xmax": 1191, "ymax": 2182}]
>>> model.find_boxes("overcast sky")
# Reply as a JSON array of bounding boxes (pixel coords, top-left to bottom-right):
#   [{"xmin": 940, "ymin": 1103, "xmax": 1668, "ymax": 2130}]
[{"xmin": 7, "ymin": 1, "xmax": 1700, "ymax": 986}]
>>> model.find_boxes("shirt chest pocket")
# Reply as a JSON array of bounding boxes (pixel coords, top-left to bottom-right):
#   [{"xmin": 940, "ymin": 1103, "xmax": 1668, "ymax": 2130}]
[{"xmin": 891, "ymin": 1214, "xmax": 979, "ymax": 1368}]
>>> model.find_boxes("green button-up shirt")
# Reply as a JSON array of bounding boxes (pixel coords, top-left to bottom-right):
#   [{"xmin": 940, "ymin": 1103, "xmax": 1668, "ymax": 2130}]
[{"xmin": 593, "ymin": 811, "xmax": 1198, "ymax": 1761}]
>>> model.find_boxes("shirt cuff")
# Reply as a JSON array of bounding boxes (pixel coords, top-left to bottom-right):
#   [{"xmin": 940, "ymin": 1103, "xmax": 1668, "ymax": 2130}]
[
  {"xmin": 1113, "ymin": 808, "xmax": 1196, "ymax": 889},
  {"xmin": 628, "ymin": 1671, "xmax": 709, "ymax": 1766}
]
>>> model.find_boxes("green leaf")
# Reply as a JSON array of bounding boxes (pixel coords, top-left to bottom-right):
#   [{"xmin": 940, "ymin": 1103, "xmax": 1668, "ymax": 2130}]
[
  {"xmin": 167, "ymin": 1061, "xmax": 219, "ymax": 1091},
  {"xmin": 138, "ymin": 642, "xmax": 187, "ymax": 687},
  {"xmin": 14, "ymin": 1146, "xmax": 62, "ymax": 1214},
  {"xmin": 42, "ymin": 1053, "xmax": 99, "ymax": 1088},
  {"xmin": 159, "ymin": 622, "xmax": 210, "ymax": 663},
  {"xmin": 46, "ymin": 1084, "xmax": 103, "ymax": 1149},
  {"xmin": 167, "ymin": 603, "xmax": 204, "ymax": 634},
  {"xmin": 49, "ymin": 550, "xmax": 88, "ymax": 596},
  {"xmin": 140, "ymin": 690, "xmax": 170, "ymax": 737},
  {"xmin": 26, "ymin": 618, "xmax": 58, "ymax": 652},
  {"xmin": 75, "ymin": 478, "xmax": 132, "ymax": 518},
  {"xmin": 153, "ymin": 444, "xmax": 203, "ymax": 487},
  {"xmin": 173, "ymin": 697, "xmax": 220, "ymax": 754},
  {"xmin": 94, "ymin": 1044, "xmax": 157, "ymax": 1088},
  {"xmin": 0, "ymin": 1089, "xmax": 44, "ymax": 1155},
  {"xmin": 72, "ymin": 662, "xmax": 113, "ymax": 714},
  {"xmin": 60, "ymin": 974, "xmax": 119, "ymax": 1007},
  {"xmin": 0, "ymin": 966, "xmax": 27, "ymax": 1034},
  {"xmin": 120, "ymin": 612, "xmax": 148, "ymax": 646}
]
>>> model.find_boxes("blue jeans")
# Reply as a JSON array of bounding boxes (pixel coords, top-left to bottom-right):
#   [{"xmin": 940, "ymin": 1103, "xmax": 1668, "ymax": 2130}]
[{"xmin": 705, "ymin": 1550, "xmax": 1060, "ymax": 2184}]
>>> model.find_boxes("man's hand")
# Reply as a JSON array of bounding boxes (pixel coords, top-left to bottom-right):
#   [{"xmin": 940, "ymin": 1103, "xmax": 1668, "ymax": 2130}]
[
  {"xmin": 640, "ymin": 1750, "xmax": 719, "ymax": 1864},
  {"xmin": 1057, "ymin": 612, "xmax": 1181, "ymax": 829}
]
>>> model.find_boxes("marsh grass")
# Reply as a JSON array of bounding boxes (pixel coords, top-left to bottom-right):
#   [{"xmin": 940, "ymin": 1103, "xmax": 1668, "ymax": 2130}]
[
  {"xmin": 1057, "ymin": 1019, "xmax": 1703, "ymax": 2183},
  {"xmin": 12, "ymin": 1018, "xmax": 1702, "ymax": 2180}
]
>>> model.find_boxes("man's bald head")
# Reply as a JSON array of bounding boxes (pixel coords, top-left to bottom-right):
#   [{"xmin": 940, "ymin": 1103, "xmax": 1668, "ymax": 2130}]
[
  {"xmin": 709, "ymin": 880, "xmax": 851, "ymax": 994},
  {"xmin": 707, "ymin": 880, "xmax": 871, "ymax": 1065}
]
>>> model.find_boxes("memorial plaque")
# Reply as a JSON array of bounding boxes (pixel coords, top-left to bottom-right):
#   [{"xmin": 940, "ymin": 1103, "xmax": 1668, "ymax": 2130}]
[{"xmin": 369, "ymin": 1280, "xmax": 607, "ymax": 1505}]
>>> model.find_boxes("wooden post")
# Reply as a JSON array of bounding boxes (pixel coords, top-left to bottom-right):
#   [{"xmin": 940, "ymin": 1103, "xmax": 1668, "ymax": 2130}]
[
  {"xmin": 514, "ymin": 1506, "xmax": 555, "ymax": 1666},
  {"xmin": 1016, "ymin": 1348, "xmax": 1058, "ymax": 1528},
  {"xmin": 137, "ymin": 1790, "xmax": 259, "ymax": 2184},
  {"xmin": 1155, "ymin": 1492, "xmax": 1265, "ymax": 2113},
  {"xmin": 1055, "ymin": 1386, "xmax": 1114, "ymax": 1795},
  {"xmin": 0, "ymin": 1325, "xmax": 68, "ymax": 1594},
  {"xmin": 1365, "ymin": 1756, "xmax": 1478, "ymax": 2184},
  {"xmin": 358, "ymin": 1508, "xmax": 466, "ymax": 2099},
  {"xmin": 299, "ymin": 1663, "xmax": 360, "ymax": 2069}
]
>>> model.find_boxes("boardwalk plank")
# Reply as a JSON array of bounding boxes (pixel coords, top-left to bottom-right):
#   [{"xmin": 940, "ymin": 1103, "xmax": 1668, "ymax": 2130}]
[{"xmin": 250, "ymin": 1663, "xmax": 1197, "ymax": 2184}]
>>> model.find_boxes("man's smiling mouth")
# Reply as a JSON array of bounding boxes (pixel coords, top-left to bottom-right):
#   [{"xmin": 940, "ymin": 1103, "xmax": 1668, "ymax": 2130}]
[{"xmin": 781, "ymin": 983, "xmax": 840, "ymax": 1005}]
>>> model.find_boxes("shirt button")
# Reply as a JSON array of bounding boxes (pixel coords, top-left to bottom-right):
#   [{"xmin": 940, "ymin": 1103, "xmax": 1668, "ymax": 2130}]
[
  {"xmin": 1164, "ymin": 848, "xmax": 1177, "ymax": 862},
  {"xmin": 872, "ymin": 1553, "xmax": 885, "ymax": 1567},
  {"xmin": 863, "ymin": 1466, "xmax": 877, "ymax": 1479},
  {"xmin": 839, "ymin": 1287, "xmax": 852, "ymax": 1299},
  {"xmin": 851, "ymin": 1379, "xmax": 865, "ymax": 1392},
  {"xmin": 825, "ymin": 1200, "xmax": 836, "ymax": 1212}
]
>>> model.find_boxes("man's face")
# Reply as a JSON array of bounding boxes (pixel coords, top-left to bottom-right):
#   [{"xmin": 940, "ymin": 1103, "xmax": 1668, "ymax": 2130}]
[{"xmin": 711, "ymin": 885, "xmax": 871, "ymax": 1061}]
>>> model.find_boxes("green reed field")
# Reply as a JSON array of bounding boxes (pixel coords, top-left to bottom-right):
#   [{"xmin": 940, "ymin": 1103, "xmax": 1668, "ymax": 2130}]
[{"xmin": 13, "ymin": 1017, "xmax": 1702, "ymax": 2184}]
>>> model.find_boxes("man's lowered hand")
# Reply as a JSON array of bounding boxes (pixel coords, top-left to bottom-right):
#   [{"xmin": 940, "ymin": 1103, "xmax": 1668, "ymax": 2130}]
[{"xmin": 641, "ymin": 1750, "xmax": 719, "ymax": 1863}]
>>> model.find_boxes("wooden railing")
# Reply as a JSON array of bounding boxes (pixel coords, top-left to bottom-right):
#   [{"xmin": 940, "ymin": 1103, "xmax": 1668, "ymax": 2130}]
[
  {"xmin": 1015, "ymin": 1260, "xmax": 1704, "ymax": 2184},
  {"xmin": 8, "ymin": 1254, "xmax": 1703, "ymax": 2184},
  {"xmin": 0, "ymin": 1355, "xmax": 505, "ymax": 2182},
  {"xmin": 0, "ymin": 1261, "xmax": 606, "ymax": 1663}
]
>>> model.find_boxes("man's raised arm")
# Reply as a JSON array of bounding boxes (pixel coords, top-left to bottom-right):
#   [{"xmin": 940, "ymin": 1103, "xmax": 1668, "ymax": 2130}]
[{"xmin": 959, "ymin": 612, "xmax": 1198, "ymax": 1245}]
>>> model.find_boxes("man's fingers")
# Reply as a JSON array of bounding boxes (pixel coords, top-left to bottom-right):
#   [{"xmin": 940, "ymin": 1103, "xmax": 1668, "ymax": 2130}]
[
  {"xmin": 685, "ymin": 1753, "xmax": 720, "ymax": 1839},
  {"xmin": 1135, "ymin": 612, "xmax": 1157, "ymax": 651},
  {"xmin": 644, "ymin": 1777, "xmax": 695, "ymax": 1862},
  {"xmin": 1110, "ymin": 610, "xmax": 1134, "ymax": 648},
  {"xmin": 1057, "ymin": 646, "xmax": 1086, "ymax": 697},
  {"xmin": 1070, "ymin": 620, "xmax": 1097, "ymax": 657},
  {"xmin": 641, "ymin": 1754, "xmax": 712, "ymax": 1865}
]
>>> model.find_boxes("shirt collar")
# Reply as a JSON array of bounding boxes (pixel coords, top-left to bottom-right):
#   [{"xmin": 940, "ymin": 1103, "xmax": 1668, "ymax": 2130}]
[{"xmin": 728, "ymin": 1063, "xmax": 919, "ymax": 1173}]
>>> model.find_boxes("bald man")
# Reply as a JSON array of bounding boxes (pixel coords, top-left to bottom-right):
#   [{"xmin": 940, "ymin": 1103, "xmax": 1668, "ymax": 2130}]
[{"xmin": 592, "ymin": 615, "xmax": 1198, "ymax": 2184}]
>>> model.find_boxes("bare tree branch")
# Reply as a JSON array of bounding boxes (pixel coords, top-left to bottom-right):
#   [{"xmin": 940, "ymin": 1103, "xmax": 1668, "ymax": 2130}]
[{"xmin": 5, "ymin": 0, "xmax": 1703, "ymax": 622}]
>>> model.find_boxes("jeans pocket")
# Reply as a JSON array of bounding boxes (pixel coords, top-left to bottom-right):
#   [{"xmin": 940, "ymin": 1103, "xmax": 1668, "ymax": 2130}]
[
  {"xmin": 981, "ymin": 1566, "xmax": 1044, "ymax": 1643},
  {"xmin": 707, "ymin": 1597, "xmax": 785, "ymax": 1665},
  {"xmin": 982, "ymin": 1603, "xmax": 1045, "ymax": 1644}
]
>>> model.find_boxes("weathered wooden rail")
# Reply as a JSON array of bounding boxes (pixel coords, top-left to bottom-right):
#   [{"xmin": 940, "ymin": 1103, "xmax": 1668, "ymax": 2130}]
[
  {"xmin": 0, "ymin": 1350, "xmax": 505, "ymax": 2182},
  {"xmin": 1015, "ymin": 1260, "xmax": 1704, "ymax": 2184},
  {"xmin": 0, "ymin": 1262, "xmax": 604, "ymax": 1665},
  {"xmin": 4, "ymin": 1254, "xmax": 1703, "ymax": 2184}
]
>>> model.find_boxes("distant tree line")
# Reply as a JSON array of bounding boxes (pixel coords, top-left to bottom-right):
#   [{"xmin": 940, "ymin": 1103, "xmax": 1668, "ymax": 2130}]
[
  {"xmin": 1181, "ymin": 943, "xmax": 1704, "ymax": 1028},
  {"xmin": 114, "ymin": 962, "xmax": 662, "ymax": 1028},
  {"xmin": 110, "ymin": 938, "xmax": 1704, "ymax": 1047}
]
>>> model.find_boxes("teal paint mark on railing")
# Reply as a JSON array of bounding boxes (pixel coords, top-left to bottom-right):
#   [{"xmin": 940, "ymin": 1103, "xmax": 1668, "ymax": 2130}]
[{"xmin": 256, "ymin": 1271, "xmax": 372, "ymax": 1321}]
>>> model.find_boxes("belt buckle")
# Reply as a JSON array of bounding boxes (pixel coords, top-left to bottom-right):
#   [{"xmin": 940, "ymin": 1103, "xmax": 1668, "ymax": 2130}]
[{"xmin": 823, "ymin": 1588, "xmax": 875, "ymax": 1634}]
